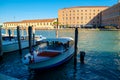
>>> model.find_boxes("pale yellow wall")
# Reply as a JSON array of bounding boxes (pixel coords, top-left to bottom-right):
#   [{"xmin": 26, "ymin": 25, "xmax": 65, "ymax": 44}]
[
  {"xmin": 58, "ymin": 6, "xmax": 108, "ymax": 27},
  {"xmin": 3, "ymin": 20, "xmax": 56, "ymax": 29}
]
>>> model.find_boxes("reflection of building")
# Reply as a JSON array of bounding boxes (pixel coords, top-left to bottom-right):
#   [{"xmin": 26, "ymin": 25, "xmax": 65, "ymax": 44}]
[
  {"xmin": 102, "ymin": 2, "xmax": 120, "ymax": 28},
  {"xmin": 58, "ymin": 6, "xmax": 108, "ymax": 28},
  {"xmin": 3, "ymin": 18, "xmax": 56, "ymax": 29}
]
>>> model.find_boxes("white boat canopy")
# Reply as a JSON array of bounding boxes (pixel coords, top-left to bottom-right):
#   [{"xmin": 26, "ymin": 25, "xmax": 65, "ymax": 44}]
[{"xmin": 40, "ymin": 37, "xmax": 73, "ymax": 44}]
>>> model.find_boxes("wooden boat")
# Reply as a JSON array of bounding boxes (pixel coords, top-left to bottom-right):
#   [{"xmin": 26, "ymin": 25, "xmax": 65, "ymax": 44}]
[
  {"xmin": 2, "ymin": 35, "xmax": 46, "ymax": 53},
  {"xmin": 22, "ymin": 37, "xmax": 74, "ymax": 70}
]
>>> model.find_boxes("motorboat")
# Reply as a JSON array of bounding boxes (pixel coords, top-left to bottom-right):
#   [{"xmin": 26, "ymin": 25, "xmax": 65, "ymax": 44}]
[
  {"xmin": 22, "ymin": 37, "xmax": 74, "ymax": 70},
  {"xmin": 2, "ymin": 35, "xmax": 46, "ymax": 53}
]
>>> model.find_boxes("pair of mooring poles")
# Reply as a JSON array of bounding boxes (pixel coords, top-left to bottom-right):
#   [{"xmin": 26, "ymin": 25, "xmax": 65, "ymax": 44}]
[
  {"xmin": 74, "ymin": 27, "xmax": 85, "ymax": 65},
  {"xmin": 17, "ymin": 26, "xmax": 35, "ymax": 56}
]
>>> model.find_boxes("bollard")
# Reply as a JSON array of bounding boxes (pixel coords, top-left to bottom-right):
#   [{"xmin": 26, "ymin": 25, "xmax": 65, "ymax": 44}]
[
  {"xmin": 80, "ymin": 51, "xmax": 85, "ymax": 64},
  {"xmin": 28, "ymin": 26, "xmax": 32, "ymax": 53},
  {"xmin": 0, "ymin": 27, "xmax": 3, "ymax": 60},
  {"xmin": 17, "ymin": 26, "xmax": 22, "ymax": 55},
  {"xmin": 8, "ymin": 29, "xmax": 11, "ymax": 41},
  {"xmin": 74, "ymin": 27, "xmax": 78, "ymax": 65}
]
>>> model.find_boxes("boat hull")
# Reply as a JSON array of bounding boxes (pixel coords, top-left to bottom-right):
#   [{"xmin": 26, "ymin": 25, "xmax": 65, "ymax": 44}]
[
  {"xmin": 28, "ymin": 46, "xmax": 74, "ymax": 70},
  {"xmin": 3, "ymin": 40, "xmax": 32, "ymax": 53}
]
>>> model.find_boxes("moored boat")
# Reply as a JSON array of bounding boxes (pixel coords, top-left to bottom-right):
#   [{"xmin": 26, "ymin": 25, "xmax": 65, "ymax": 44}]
[
  {"xmin": 22, "ymin": 37, "xmax": 74, "ymax": 70},
  {"xmin": 2, "ymin": 35, "xmax": 46, "ymax": 53}
]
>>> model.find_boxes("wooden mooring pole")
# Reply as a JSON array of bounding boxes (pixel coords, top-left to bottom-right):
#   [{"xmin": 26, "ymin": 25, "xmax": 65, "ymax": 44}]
[
  {"xmin": 8, "ymin": 29, "xmax": 11, "ymax": 41},
  {"xmin": 74, "ymin": 27, "xmax": 78, "ymax": 65},
  {"xmin": 28, "ymin": 26, "xmax": 32, "ymax": 53},
  {"xmin": 0, "ymin": 27, "xmax": 3, "ymax": 60},
  {"xmin": 33, "ymin": 33, "xmax": 35, "ymax": 46},
  {"xmin": 17, "ymin": 26, "xmax": 22, "ymax": 55},
  {"xmin": 32, "ymin": 26, "xmax": 35, "ymax": 46}
]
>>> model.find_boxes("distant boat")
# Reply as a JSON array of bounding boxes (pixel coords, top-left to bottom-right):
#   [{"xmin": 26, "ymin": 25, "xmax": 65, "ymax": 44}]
[
  {"xmin": 22, "ymin": 37, "xmax": 74, "ymax": 70},
  {"xmin": 2, "ymin": 35, "xmax": 46, "ymax": 53}
]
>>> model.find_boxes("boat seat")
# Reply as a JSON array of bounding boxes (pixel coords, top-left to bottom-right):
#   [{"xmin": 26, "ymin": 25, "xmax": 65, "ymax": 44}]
[{"xmin": 37, "ymin": 51, "xmax": 61, "ymax": 57}]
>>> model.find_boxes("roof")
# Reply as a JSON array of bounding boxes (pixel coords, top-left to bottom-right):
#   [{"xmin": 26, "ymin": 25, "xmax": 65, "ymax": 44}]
[
  {"xmin": 61, "ymin": 6, "xmax": 109, "ymax": 10},
  {"xmin": 4, "ymin": 22, "xmax": 20, "ymax": 24},
  {"xmin": 21, "ymin": 18, "xmax": 56, "ymax": 23},
  {"xmin": 4, "ymin": 18, "xmax": 56, "ymax": 24}
]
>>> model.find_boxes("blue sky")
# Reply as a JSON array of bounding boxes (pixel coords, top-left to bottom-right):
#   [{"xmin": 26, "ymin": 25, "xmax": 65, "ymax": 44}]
[{"xmin": 0, "ymin": 0, "xmax": 118, "ymax": 22}]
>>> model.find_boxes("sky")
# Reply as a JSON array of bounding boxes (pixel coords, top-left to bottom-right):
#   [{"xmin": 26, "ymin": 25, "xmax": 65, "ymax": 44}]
[{"xmin": 0, "ymin": 0, "xmax": 118, "ymax": 22}]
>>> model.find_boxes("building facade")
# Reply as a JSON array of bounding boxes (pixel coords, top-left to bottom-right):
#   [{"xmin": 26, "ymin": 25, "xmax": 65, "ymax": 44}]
[
  {"xmin": 102, "ymin": 3, "xmax": 120, "ymax": 28},
  {"xmin": 3, "ymin": 18, "xmax": 57, "ymax": 30},
  {"xmin": 58, "ymin": 6, "xmax": 108, "ymax": 28}
]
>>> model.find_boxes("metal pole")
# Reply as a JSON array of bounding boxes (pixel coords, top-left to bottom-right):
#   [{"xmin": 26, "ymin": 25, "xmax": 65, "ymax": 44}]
[
  {"xmin": 0, "ymin": 27, "xmax": 3, "ymax": 59},
  {"xmin": 56, "ymin": 18, "xmax": 58, "ymax": 38},
  {"xmin": 28, "ymin": 26, "xmax": 32, "ymax": 53},
  {"xmin": 12, "ymin": 29, "xmax": 14, "ymax": 36},
  {"xmin": 5, "ymin": 28, "xmax": 8, "ymax": 35},
  {"xmin": 26, "ymin": 26, "xmax": 28, "ymax": 37},
  {"xmin": 21, "ymin": 27, "xmax": 24, "ymax": 37},
  {"xmin": 74, "ymin": 27, "xmax": 78, "ymax": 65},
  {"xmin": 17, "ymin": 26, "xmax": 22, "ymax": 55}
]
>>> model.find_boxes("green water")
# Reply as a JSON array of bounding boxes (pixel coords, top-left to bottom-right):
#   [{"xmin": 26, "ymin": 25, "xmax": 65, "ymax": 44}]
[
  {"xmin": 59, "ymin": 30, "xmax": 120, "ymax": 52},
  {"xmin": 0, "ymin": 29, "xmax": 120, "ymax": 80}
]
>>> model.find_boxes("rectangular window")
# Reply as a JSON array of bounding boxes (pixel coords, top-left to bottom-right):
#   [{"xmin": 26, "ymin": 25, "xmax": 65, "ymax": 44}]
[
  {"xmin": 81, "ymin": 17, "xmax": 83, "ymax": 20},
  {"xmin": 66, "ymin": 17, "xmax": 68, "ymax": 20}
]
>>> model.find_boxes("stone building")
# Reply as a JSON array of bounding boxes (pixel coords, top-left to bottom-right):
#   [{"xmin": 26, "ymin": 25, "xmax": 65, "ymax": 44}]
[
  {"xmin": 102, "ymin": 2, "xmax": 120, "ymax": 28},
  {"xmin": 58, "ymin": 6, "xmax": 108, "ymax": 28},
  {"xmin": 3, "ymin": 18, "xmax": 57, "ymax": 30}
]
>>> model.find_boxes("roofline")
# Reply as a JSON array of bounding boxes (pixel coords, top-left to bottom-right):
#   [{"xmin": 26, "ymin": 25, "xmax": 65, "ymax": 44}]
[
  {"xmin": 4, "ymin": 18, "xmax": 56, "ymax": 24},
  {"xmin": 21, "ymin": 18, "xmax": 56, "ymax": 22},
  {"xmin": 60, "ymin": 6, "xmax": 109, "ymax": 10}
]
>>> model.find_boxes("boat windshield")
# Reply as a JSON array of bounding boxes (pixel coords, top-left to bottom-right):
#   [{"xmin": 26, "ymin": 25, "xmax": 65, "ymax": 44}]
[{"xmin": 36, "ymin": 41, "xmax": 68, "ymax": 52}]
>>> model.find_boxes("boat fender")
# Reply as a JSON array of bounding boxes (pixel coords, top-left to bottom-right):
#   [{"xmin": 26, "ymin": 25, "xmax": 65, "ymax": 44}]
[{"xmin": 28, "ymin": 55, "xmax": 34, "ymax": 64}]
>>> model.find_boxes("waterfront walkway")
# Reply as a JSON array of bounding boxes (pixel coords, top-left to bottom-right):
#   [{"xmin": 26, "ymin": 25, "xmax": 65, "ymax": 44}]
[{"xmin": 0, "ymin": 73, "xmax": 19, "ymax": 80}]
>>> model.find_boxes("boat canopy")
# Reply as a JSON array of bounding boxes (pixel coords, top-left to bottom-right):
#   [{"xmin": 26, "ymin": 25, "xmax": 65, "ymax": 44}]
[{"xmin": 39, "ymin": 37, "xmax": 73, "ymax": 44}]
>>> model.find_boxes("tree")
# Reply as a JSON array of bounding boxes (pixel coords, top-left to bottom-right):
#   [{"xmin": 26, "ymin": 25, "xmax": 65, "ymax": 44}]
[
  {"xmin": 53, "ymin": 19, "xmax": 59, "ymax": 29},
  {"xmin": 0, "ymin": 25, "xmax": 3, "ymax": 28}
]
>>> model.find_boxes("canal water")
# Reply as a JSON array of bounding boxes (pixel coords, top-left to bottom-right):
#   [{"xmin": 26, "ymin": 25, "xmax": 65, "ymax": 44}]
[{"xmin": 0, "ymin": 29, "xmax": 120, "ymax": 80}]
